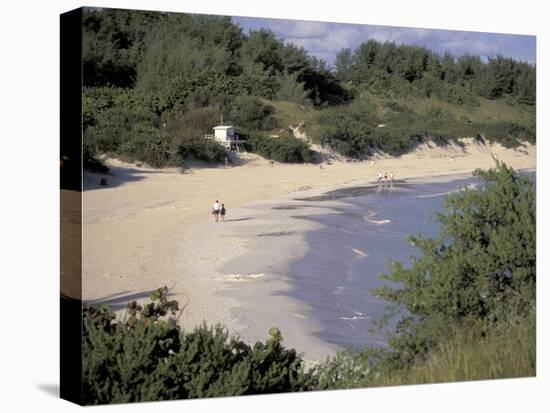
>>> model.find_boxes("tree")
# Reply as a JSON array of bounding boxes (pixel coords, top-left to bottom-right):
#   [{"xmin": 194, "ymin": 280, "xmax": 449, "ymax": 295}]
[
  {"xmin": 374, "ymin": 163, "xmax": 535, "ymax": 366},
  {"xmin": 441, "ymin": 51, "xmax": 458, "ymax": 83},
  {"xmin": 279, "ymin": 43, "xmax": 310, "ymax": 75},
  {"xmin": 456, "ymin": 54, "xmax": 482, "ymax": 91},
  {"xmin": 241, "ymin": 29, "xmax": 285, "ymax": 74},
  {"xmin": 83, "ymin": 8, "xmax": 163, "ymax": 87},
  {"xmin": 515, "ymin": 64, "xmax": 536, "ymax": 105},
  {"xmin": 275, "ymin": 72, "xmax": 310, "ymax": 104},
  {"xmin": 334, "ymin": 48, "xmax": 354, "ymax": 82}
]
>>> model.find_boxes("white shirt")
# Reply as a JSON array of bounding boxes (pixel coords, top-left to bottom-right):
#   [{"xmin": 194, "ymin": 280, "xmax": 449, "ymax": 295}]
[{"xmin": 213, "ymin": 202, "xmax": 220, "ymax": 211}]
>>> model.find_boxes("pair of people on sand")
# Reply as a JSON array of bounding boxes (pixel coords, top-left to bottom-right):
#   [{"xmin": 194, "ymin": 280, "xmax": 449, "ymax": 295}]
[
  {"xmin": 377, "ymin": 171, "xmax": 394, "ymax": 182},
  {"xmin": 212, "ymin": 200, "xmax": 226, "ymax": 222}
]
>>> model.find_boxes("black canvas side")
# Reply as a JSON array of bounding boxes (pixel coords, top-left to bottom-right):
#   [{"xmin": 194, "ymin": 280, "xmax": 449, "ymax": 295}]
[{"xmin": 60, "ymin": 7, "xmax": 83, "ymax": 406}]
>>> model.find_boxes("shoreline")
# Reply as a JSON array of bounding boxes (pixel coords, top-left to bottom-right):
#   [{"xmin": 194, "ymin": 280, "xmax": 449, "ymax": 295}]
[
  {"xmin": 180, "ymin": 189, "xmax": 349, "ymax": 363},
  {"xmin": 82, "ymin": 141, "xmax": 536, "ymax": 362},
  {"xmin": 178, "ymin": 168, "xmax": 535, "ymax": 363}
]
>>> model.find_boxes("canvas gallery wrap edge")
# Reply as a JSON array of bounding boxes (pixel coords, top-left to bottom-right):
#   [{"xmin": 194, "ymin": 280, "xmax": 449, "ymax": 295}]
[{"xmin": 60, "ymin": 6, "xmax": 536, "ymax": 406}]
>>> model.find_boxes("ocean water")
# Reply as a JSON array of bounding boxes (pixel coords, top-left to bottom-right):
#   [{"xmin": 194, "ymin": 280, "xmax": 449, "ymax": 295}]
[{"xmin": 284, "ymin": 176, "xmax": 480, "ymax": 351}]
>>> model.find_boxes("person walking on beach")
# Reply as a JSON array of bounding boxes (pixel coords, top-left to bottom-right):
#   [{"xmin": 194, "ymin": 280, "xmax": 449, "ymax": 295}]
[
  {"xmin": 220, "ymin": 204, "xmax": 226, "ymax": 222},
  {"xmin": 212, "ymin": 200, "xmax": 220, "ymax": 222}
]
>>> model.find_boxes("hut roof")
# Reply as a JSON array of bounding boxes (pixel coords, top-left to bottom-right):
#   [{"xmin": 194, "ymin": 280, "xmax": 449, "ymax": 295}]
[{"xmin": 213, "ymin": 125, "xmax": 234, "ymax": 130}]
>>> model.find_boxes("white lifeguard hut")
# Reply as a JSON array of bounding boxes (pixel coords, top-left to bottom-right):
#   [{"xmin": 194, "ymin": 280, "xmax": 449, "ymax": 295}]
[{"xmin": 205, "ymin": 116, "xmax": 246, "ymax": 152}]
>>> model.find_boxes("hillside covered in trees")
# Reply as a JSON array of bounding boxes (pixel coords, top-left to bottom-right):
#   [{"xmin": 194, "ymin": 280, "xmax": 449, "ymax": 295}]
[{"xmin": 83, "ymin": 7, "xmax": 536, "ymax": 169}]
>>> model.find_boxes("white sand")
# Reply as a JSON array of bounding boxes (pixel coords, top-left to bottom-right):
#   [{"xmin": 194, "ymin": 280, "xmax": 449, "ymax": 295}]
[{"xmin": 82, "ymin": 139, "xmax": 535, "ymax": 362}]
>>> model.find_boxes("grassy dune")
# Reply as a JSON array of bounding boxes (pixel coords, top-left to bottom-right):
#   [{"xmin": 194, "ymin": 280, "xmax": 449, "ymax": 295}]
[{"xmin": 265, "ymin": 94, "xmax": 535, "ymax": 149}]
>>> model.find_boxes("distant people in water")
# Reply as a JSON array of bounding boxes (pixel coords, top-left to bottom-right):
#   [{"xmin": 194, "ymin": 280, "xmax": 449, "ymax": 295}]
[
  {"xmin": 376, "ymin": 171, "xmax": 395, "ymax": 191},
  {"xmin": 212, "ymin": 200, "xmax": 220, "ymax": 222},
  {"xmin": 220, "ymin": 204, "xmax": 226, "ymax": 222}
]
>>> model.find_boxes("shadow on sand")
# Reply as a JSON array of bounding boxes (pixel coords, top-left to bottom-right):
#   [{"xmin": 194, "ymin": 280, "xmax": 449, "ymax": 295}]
[
  {"xmin": 84, "ymin": 289, "xmax": 174, "ymax": 312},
  {"xmin": 37, "ymin": 384, "xmax": 59, "ymax": 398},
  {"xmin": 223, "ymin": 217, "xmax": 253, "ymax": 222},
  {"xmin": 83, "ymin": 164, "xmax": 151, "ymax": 191},
  {"xmin": 83, "ymin": 160, "xmax": 235, "ymax": 191}
]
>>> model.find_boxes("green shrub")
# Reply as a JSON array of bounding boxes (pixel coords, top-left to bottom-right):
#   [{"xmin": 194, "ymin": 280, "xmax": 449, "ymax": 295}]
[
  {"xmin": 312, "ymin": 164, "xmax": 536, "ymax": 389},
  {"xmin": 311, "ymin": 349, "xmax": 375, "ymax": 390},
  {"xmin": 82, "ymin": 288, "xmax": 312, "ymax": 405},
  {"xmin": 176, "ymin": 137, "xmax": 226, "ymax": 163},
  {"xmin": 308, "ymin": 94, "xmax": 535, "ymax": 158},
  {"xmin": 373, "ymin": 162, "xmax": 535, "ymax": 368},
  {"xmin": 116, "ymin": 125, "xmax": 177, "ymax": 168},
  {"xmin": 315, "ymin": 310, "xmax": 535, "ymax": 390},
  {"xmin": 83, "ymin": 87, "xmax": 161, "ymax": 155},
  {"xmin": 309, "ymin": 100, "xmax": 429, "ymax": 157},
  {"xmin": 476, "ymin": 121, "xmax": 536, "ymax": 147},
  {"xmin": 246, "ymin": 133, "xmax": 315, "ymax": 163},
  {"xmin": 275, "ymin": 72, "xmax": 311, "ymax": 104},
  {"xmin": 84, "ymin": 89, "xmax": 230, "ymax": 166},
  {"xmin": 228, "ymin": 96, "xmax": 279, "ymax": 134},
  {"xmin": 163, "ymin": 106, "xmax": 227, "ymax": 163},
  {"xmin": 83, "ymin": 145, "xmax": 109, "ymax": 173},
  {"xmin": 307, "ymin": 100, "xmax": 379, "ymax": 158},
  {"xmin": 83, "ymin": 287, "xmax": 182, "ymax": 404},
  {"xmin": 373, "ymin": 312, "xmax": 536, "ymax": 386}
]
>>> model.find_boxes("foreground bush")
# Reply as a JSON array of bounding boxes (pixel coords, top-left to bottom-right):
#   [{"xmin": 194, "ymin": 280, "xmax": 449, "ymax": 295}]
[
  {"xmin": 83, "ymin": 288, "xmax": 312, "ymax": 405},
  {"xmin": 312, "ymin": 310, "xmax": 535, "ymax": 390},
  {"xmin": 313, "ymin": 163, "xmax": 536, "ymax": 388},
  {"xmin": 372, "ymin": 162, "xmax": 535, "ymax": 370},
  {"xmin": 374, "ymin": 312, "xmax": 536, "ymax": 386}
]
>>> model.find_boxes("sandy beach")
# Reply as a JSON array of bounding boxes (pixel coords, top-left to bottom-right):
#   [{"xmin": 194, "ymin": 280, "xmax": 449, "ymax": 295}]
[{"xmin": 82, "ymin": 139, "xmax": 535, "ymax": 362}]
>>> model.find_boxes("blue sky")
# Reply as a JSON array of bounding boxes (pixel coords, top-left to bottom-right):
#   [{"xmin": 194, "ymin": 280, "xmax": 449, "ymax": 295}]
[{"xmin": 232, "ymin": 16, "xmax": 536, "ymax": 66}]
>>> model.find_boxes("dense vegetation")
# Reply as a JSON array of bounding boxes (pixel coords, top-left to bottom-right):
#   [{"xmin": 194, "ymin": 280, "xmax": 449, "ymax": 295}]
[
  {"xmin": 306, "ymin": 93, "xmax": 535, "ymax": 157},
  {"xmin": 82, "ymin": 8, "xmax": 344, "ymax": 168},
  {"xmin": 82, "ymin": 8, "xmax": 535, "ymax": 169},
  {"xmin": 334, "ymin": 41, "xmax": 535, "ymax": 104},
  {"xmin": 83, "ymin": 164, "xmax": 535, "ymax": 403},
  {"xmin": 306, "ymin": 42, "xmax": 536, "ymax": 157},
  {"xmin": 372, "ymin": 162, "xmax": 535, "ymax": 370},
  {"xmin": 83, "ymin": 288, "xmax": 314, "ymax": 404}
]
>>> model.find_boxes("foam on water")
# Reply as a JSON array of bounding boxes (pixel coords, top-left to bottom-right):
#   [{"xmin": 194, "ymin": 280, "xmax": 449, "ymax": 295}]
[
  {"xmin": 222, "ymin": 273, "xmax": 266, "ymax": 281},
  {"xmin": 285, "ymin": 176, "xmax": 480, "ymax": 351},
  {"xmin": 363, "ymin": 217, "xmax": 391, "ymax": 224}
]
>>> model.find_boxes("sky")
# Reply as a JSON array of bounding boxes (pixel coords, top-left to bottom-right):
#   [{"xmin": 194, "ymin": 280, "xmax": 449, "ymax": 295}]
[{"xmin": 232, "ymin": 16, "xmax": 536, "ymax": 66}]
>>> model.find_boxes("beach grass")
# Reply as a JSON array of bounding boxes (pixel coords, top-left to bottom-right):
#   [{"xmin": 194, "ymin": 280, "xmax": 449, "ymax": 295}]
[
  {"xmin": 372, "ymin": 316, "xmax": 536, "ymax": 387},
  {"xmin": 267, "ymin": 99, "xmax": 315, "ymax": 131}
]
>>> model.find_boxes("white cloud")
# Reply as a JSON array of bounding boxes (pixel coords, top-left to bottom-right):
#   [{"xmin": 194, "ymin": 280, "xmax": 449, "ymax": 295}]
[
  {"xmin": 234, "ymin": 16, "xmax": 536, "ymax": 64},
  {"xmin": 267, "ymin": 20, "xmax": 332, "ymax": 38}
]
